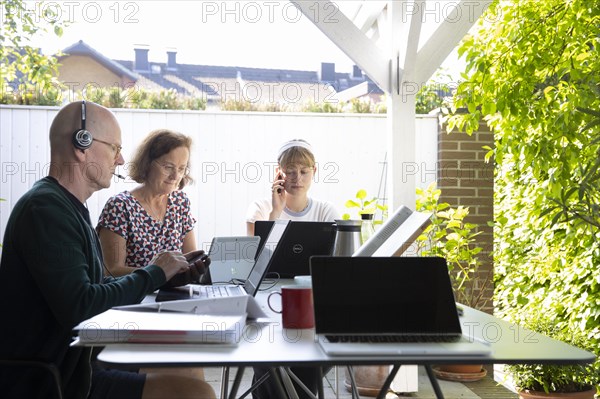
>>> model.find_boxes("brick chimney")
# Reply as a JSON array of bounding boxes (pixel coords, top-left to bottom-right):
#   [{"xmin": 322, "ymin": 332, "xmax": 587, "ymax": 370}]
[
  {"xmin": 352, "ymin": 65, "xmax": 363, "ymax": 79},
  {"xmin": 320, "ymin": 62, "xmax": 336, "ymax": 83},
  {"xmin": 134, "ymin": 45, "xmax": 149, "ymax": 72},
  {"xmin": 166, "ymin": 48, "xmax": 177, "ymax": 71}
]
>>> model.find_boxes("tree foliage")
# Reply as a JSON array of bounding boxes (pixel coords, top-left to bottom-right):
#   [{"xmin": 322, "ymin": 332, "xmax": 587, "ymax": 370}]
[
  {"xmin": 1, "ymin": 0, "xmax": 66, "ymax": 105},
  {"xmin": 447, "ymin": 0, "xmax": 600, "ymax": 375}
]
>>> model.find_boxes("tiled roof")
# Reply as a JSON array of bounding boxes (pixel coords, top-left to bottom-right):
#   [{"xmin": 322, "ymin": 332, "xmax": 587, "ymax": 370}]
[
  {"xmin": 59, "ymin": 40, "xmax": 383, "ymax": 100},
  {"xmin": 115, "ymin": 60, "xmax": 321, "ymax": 94},
  {"xmin": 332, "ymin": 71, "xmax": 383, "ymax": 94},
  {"xmin": 59, "ymin": 40, "xmax": 138, "ymax": 81},
  {"xmin": 115, "ymin": 60, "xmax": 336, "ymax": 102}
]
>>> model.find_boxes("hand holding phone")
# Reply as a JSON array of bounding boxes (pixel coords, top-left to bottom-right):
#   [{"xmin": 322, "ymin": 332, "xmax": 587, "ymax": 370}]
[
  {"xmin": 188, "ymin": 253, "xmax": 208, "ymax": 266},
  {"xmin": 162, "ymin": 251, "xmax": 210, "ymax": 288},
  {"xmin": 276, "ymin": 171, "xmax": 285, "ymax": 194}
]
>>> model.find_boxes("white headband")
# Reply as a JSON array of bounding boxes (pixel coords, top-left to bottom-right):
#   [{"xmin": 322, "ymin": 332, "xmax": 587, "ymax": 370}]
[{"xmin": 277, "ymin": 139, "xmax": 313, "ymax": 160}]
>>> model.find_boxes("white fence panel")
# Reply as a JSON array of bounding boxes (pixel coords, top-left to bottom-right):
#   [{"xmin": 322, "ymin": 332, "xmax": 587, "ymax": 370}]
[{"xmin": 0, "ymin": 105, "xmax": 438, "ymax": 248}]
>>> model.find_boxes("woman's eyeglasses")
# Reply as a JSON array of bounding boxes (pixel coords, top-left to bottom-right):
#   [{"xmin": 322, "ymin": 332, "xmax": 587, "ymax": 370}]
[{"xmin": 155, "ymin": 161, "xmax": 190, "ymax": 176}]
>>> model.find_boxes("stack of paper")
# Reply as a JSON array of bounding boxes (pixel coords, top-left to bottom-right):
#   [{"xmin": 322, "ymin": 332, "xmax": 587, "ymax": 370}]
[{"xmin": 74, "ymin": 307, "xmax": 246, "ymax": 345}]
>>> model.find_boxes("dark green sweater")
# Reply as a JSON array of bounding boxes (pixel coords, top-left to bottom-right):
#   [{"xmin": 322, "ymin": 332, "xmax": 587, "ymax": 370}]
[{"xmin": 0, "ymin": 177, "xmax": 167, "ymax": 399}]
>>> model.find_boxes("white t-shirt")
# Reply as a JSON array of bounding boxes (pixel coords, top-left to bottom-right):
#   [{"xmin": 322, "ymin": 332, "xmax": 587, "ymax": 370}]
[{"xmin": 246, "ymin": 197, "xmax": 340, "ymax": 223}]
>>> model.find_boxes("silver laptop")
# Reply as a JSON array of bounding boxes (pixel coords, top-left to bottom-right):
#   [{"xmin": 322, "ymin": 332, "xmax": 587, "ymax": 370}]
[
  {"xmin": 353, "ymin": 206, "xmax": 432, "ymax": 257},
  {"xmin": 204, "ymin": 236, "xmax": 260, "ymax": 283},
  {"xmin": 156, "ymin": 220, "xmax": 290, "ymax": 301},
  {"xmin": 310, "ymin": 256, "xmax": 491, "ymax": 357}
]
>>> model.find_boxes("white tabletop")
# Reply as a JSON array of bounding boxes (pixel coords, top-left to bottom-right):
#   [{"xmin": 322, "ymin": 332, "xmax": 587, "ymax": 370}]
[{"xmin": 96, "ymin": 280, "xmax": 595, "ymax": 369}]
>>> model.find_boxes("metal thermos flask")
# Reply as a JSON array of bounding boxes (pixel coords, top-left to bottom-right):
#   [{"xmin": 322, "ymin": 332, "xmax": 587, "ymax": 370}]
[{"xmin": 332, "ymin": 220, "xmax": 362, "ymax": 256}]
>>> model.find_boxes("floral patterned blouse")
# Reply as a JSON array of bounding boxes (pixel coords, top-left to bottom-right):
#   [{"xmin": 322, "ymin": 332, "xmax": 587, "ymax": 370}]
[{"xmin": 97, "ymin": 190, "xmax": 196, "ymax": 269}]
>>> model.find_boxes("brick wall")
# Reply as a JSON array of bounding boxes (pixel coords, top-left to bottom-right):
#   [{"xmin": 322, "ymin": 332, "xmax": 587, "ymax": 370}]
[{"xmin": 438, "ymin": 117, "xmax": 495, "ymax": 314}]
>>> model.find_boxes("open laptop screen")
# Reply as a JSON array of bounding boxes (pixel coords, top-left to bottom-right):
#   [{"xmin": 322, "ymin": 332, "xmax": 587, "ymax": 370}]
[
  {"xmin": 243, "ymin": 220, "xmax": 290, "ymax": 295},
  {"xmin": 310, "ymin": 256, "xmax": 462, "ymax": 335},
  {"xmin": 254, "ymin": 221, "xmax": 335, "ymax": 277}
]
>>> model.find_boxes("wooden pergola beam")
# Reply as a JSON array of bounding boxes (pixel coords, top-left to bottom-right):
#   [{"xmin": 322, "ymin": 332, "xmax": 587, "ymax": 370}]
[
  {"xmin": 414, "ymin": 0, "xmax": 493, "ymax": 85},
  {"xmin": 292, "ymin": 0, "xmax": 391, "ymax": 93},
  {"xmin": 292, "ymin": 0, "xmax": 490, "ymax": 210}
]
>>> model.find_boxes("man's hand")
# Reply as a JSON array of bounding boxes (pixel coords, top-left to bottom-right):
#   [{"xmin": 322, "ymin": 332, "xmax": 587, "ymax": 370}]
[
  {"xmin": 148, "ymin": 251, "xmax": 189, "ymax": 283},
  {"xmin": 161, "ymin": 250, "xmax": 211, "ymax": 288}
]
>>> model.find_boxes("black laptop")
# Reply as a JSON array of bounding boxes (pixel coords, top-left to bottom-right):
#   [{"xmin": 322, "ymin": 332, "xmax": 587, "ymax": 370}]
[
  {"xmin": 254, "ymin": 221, "xmax": 336, "ymax": 278},
  {"xmin": 310, "ymin": 256, "xmax": 491, "ymax": 357},
  {"xmin": 156, "ymin": 220, "xmax": 291, "ymax": 302}
]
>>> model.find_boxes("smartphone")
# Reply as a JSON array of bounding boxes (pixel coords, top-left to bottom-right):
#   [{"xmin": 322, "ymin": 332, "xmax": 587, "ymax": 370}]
[
  {"xmin": 188, "ymin": 253, "xmax": 208, "ymax": 266},
  {"xmin": 276, "ymin": 172, "xmax": 285, "ymax": 193}
]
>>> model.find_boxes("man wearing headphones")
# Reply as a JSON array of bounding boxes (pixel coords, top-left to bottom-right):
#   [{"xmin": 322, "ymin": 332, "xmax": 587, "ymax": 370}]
[{"xmin": 0, "ymin": 101, "xmax": 215, "ymax": 399}]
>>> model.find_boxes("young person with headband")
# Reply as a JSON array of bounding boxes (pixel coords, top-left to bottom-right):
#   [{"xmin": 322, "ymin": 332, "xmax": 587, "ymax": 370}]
[
  {"xmin": 245, "ymin": 139, "xmax": 339, "ymax": 236},
  {"xmin": 246, "ymin": 139, "xmax": 338, "ymax": 399}
]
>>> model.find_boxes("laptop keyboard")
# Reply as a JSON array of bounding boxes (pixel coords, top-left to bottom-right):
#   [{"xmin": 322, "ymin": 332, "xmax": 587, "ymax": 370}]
[
  {"xmin": 325, "ymin": 335, "xmax": 460, "ymax": 343},
  {"xmin": 197, "ymin": 285, "xmax": 244, "ymax": 298}
]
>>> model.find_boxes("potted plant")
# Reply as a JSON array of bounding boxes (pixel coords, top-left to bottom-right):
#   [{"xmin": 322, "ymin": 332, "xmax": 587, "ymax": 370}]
[
  {"xmin": 505, "ymin": 316, "xmax": 599, "ymax": 398},
  {"xmin": 415, "ymin": 183, "xmax": 490, "ymax": 309},
  {"xmin": 341, "ymin": 189, "xmax": 388, "ymax": 223},
  {"xmin": 415, "ymin": 183, "xmax": 491, "ymax": 380}
]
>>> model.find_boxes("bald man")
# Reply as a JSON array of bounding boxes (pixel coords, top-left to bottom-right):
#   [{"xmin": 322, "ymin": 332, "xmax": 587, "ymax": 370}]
[{"xmin": 0, "ymin": 102, "xmax": 215, "ymax": 399}]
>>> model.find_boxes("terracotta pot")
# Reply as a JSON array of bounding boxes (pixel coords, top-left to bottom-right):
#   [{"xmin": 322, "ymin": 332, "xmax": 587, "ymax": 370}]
[
  {"xmin": 344, "ymin": 365, "xmax": 390, "ymax": 397},
  {"xmin": 518, "ymin": 388, "xmax": 596, "ymax": 399},
  {"xmin": 433, "ymin": 364, "xmax": 487, "ymax": 382},
  {"xmin": 437, "ymin": 364, "xmax": 483, "ymax": 374}
]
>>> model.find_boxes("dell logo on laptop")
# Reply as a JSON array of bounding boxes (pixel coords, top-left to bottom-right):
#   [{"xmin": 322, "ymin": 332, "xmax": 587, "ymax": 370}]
[{"xmin": 292, "ymin": 244, "xmax": 304, "ymax": 254}]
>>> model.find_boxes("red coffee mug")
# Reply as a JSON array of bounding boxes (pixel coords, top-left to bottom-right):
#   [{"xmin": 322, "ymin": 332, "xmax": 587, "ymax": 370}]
[{"xmin": 267, "ymin": 286, "xmax": 315, "ymax": 329}]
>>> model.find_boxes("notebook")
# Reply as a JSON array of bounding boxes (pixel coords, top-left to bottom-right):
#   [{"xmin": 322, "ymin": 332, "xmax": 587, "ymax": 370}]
[
  {"xmin": 124, "ymin": 220, "xmax": 291, "ymax": 319},
  {"xmin": 254, "ymin": 221, "xmax": 336, "ymax": 277},
  {"xmin": 309, "ymin": 256, "xmax": 492, "ymax": 357},
  {"xmin": 201, "ymin": 236, "xmax": 260, "ymax": 284}
]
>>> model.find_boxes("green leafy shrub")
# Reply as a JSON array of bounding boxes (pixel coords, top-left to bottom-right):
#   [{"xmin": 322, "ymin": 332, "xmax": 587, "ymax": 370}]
[
  {"xmin": 107, "ymin": 87, "xmax": 127, "ymax": 109},
  {"xmin": 129, "ymin": 88, "xmax": 152, "ymax": 109},
  {"xmin": 301, "ymin": 100, "xmax": 345, "ymax": 113},
  {"xmin": 82, "ymin": 85, "xmax": 107, "ymax": 105},
  {"xmin": 415, "ymin": 183, "xmax": 488, "ymax": 308},
  {"xmin": 350, "ymin": 98, "xmax": 374, "ymax": 113},
  {"xmin": 220, "ymin": 99, "xmax": 260, "ymax": 112},
  {"xmin": 148, "ymin": 89, "xmax": 180, "ymax": 109},
  {"xmin": 219, "ymin": 99, "xmax": 287, "ymax": 112},
  {"xmin": 182, "ymin": 96, "xmax": 207, "ymax": 111},
  {"xmin": 505, "ymin": 316, "xmax": 599, "ymax": 394},
  {"xmin": 257, "ymin": 102, "xmax": 288, "ymax": 112},
  {"xmin": 71, "ymin": 87, "xmax": 206, "ymax": 111},
  {"xmin": 415, "ymin": 80, "xmax": 451, "ymax": 114}
]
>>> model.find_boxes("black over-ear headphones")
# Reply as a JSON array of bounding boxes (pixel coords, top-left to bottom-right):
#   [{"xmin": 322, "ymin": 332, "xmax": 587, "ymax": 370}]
[{"xmin": 72, "ymin": 100, "xmax": 93, "ymax": 150}]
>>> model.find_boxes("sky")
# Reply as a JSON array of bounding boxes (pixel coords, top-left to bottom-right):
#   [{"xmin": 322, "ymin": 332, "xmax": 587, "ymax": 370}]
[{"xmin": 24, "ymin": 0, "xmax": 465, "ymax": 77}]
